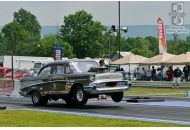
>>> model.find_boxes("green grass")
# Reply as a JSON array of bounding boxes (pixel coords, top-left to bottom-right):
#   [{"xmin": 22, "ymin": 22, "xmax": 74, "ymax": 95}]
[
  {"xmin": 125, "ymin": 87, "xmax": 189, "ymax": 97},
  {"xmin": 0, "ymin": 110, "xmax": 189, "ymax": 127}
]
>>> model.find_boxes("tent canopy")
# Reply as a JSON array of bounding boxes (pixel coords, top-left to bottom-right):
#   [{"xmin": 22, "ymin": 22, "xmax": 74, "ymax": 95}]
[
  {"xmin": 111, "ymin": 54, "xmax": 148, "ymax": 65},
  {"xmin": 162, "ymin": 52, "xmax": 190, "ymax": 65},
  {"xmin": 139, "ymin": 53, "xmax": 176, "ymax": 65}
]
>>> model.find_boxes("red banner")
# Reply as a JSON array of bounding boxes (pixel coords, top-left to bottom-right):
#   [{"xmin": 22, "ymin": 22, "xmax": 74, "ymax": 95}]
[
  {"xmin": 0, "ymin": 79, "xmax": 14, "ymax": 96},
  {"xmin": 157, "ymin": 17, "xmax": 167, "ymax": 54}
]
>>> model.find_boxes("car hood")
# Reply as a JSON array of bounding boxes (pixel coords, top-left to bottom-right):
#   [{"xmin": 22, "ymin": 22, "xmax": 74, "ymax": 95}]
[
  {"xmin": 95, "ymin": 72, "xmax": 124, "ymax": 81},
  {"xmin": 82, "ymin": 72, "xmax": 124, "ymax": 81}
]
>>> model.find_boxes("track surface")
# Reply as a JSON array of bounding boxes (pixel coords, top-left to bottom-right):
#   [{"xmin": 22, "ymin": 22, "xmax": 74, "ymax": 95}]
[{"xmin": 1, "ymin": 96, "xmax": 190, "ymax": 125}]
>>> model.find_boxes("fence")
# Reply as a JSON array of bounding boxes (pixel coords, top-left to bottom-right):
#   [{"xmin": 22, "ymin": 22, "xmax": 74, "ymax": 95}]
[
  {"xmin": 0, "ymin": 79, "xmax": 14, "ymax": 95},
  {"xmin": 131, "ymin": 81, "xmax": 190, "ymax": 88}
]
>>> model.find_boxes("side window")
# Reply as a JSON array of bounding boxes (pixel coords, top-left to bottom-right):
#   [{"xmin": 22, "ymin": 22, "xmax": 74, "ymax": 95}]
[
  {"xmin": 39, "ymin": 66, "xmax": 51, "ymax": 76},
  {"xmin": 52, "ymin": 65, "xmax": 65, "ymax": 74},
  {"xmin": 65, "ymin": 63, "xmax": 72, "ymax": 74}
]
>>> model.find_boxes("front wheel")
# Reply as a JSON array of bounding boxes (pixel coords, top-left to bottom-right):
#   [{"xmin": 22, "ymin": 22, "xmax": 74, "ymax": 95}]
[
  {"xmin": 73, "ymin": 86, "xmax": 88, "ymax": 106},
  {"xmin": 111, "ymin": 92, "xmax": 123, "ymax": 103},
  {"xmin": 31, "ymin": 91, "xmax": 48, "ymax": 106}
]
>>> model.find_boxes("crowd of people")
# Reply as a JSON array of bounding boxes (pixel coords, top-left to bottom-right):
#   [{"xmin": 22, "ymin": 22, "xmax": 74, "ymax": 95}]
[
  {"xmin": 132, "ymin": 65, "xmax": 190, "ymax": 89},
  {"xmin": 134, "ymin": 66, "xmax": 160, "ymax": 81},
  {"xmin": 133, "ymin": 65, "xmax": 189, "ymax": 82}
]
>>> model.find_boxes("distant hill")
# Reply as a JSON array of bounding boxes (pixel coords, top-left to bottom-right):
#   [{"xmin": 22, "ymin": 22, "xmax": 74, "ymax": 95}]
[{"xmin": 1, "ymin": 25, "xmax": 190, "ymax": 40}]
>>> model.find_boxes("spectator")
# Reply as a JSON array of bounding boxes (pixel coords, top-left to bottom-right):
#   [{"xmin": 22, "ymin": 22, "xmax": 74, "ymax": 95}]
[
  {"xmin": 29, "ymin": 68, "xmax": 34, "ymax": 76},
  {"xmin": 135, "ymin": 68, "xmax": 141, "ymax": 81},
  {"xmin": 156, "ymin": 72, "xmax": 163, "ymax": 81},
  {"xmin": 115, "ymin": 67, "xmax": 120, "ymax": 71},
  {"xmin": 166, "ymin": 66, "xmax": 174, "ymax": 81},
  {"xmin": 151, "ymin": 66, "xmax": 156, "ymax": 81},
  {"xmin": 183, "ymin": 65, "xmax": 189, "ymax": 81},
  {"xmin": 146, "ymin": 65, "xmax": 151, "ymax": 81},
  {"xmin": 120, "ymin": 68, "xmax": 124, "ymax": 71},
  {"xmin": 141, "ymin": 67, "xmax": 146, "ymax": 81},
  {"xmin": 99, "ymin": 59, "xmax": 105, "ymax": 67},
  {"xmin": 172, "ymin": 66, "xmax": 182, "ymax": 89}
]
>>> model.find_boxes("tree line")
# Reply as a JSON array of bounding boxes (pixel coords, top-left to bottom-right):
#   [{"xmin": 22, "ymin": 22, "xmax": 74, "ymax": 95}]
[{"xmin": 0, "ymin": 8, "xmax": 190, "ymax": 59}]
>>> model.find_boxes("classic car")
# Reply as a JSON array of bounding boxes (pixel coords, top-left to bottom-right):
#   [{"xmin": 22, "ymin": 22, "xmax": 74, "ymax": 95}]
[{"xmin": 19, "ymin": 59, "xmax": 132, "ymax": 106}]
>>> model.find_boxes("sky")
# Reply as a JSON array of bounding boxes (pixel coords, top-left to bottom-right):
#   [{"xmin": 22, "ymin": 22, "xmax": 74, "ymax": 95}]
[{"xmin": 0, "ymin": 1, "xmax": 190, "ymax": 26}]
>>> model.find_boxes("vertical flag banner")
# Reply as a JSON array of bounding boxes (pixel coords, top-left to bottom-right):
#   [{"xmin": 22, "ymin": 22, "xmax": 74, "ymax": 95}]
[
  {"xmin": 54, "ymin": 45, "xmax": 62, "ymax": 61},
  {"xmin": 157, "ymin": 17, "xmax": 167, "ymax": 54}
]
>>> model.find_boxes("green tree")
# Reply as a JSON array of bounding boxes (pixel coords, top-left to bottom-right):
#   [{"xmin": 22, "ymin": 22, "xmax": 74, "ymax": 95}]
[
  {"xmin": 59, "ymin": 10, "xmax": 107, "ymax": 58},
  {"xmin": 122, "ymin": 36, "xmax": 157, "ymax": 58},
  {"xmin": 0, "ymin": 32, "xmax": 2, "ymax": 43},
  {"xmin": 0, "ymin": 32, "xmax": 5, "ymax": 55},
  {"xmin": 13, "ymin": 8, "xmax": 41, "ymax": 41},
  {"xmin": 109, "ymin": 33, "xmax": 127, "ymax": 58},
  {"xmin": 38, "ymin": 34, "xmax": 75, "ymax": 58},
  {"xmin": 1, "ymin": 21, "xmax": 29, "ymax": 55}
]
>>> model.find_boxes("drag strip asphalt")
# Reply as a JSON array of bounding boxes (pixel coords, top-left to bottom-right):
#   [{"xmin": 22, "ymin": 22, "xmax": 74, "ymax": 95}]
[{"xmin": 1, "ymin": 96, "xmax": 190, "ymax": 125}]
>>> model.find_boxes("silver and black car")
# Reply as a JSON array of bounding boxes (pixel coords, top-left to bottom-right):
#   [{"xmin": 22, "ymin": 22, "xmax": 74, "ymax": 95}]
[{"xmin": 19, "ymin": 59, "xmax": 131, "ymax": 106}]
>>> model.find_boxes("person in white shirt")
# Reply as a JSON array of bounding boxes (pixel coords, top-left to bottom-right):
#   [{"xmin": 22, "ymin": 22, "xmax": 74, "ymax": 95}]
[
  {"xmin": 141, "ymin": 67, "xmax": 146, "ymax": 81},
  {"xmin": 146, "ymin": 66, "xmax": 152, "ymax": 81},
  {"xmin": 29, "ymin": 68, "xmax": 34, "ymax": 76},
  {"xmin": 135, "ymin": 67, "xmax": 141, "ymax": 80}
]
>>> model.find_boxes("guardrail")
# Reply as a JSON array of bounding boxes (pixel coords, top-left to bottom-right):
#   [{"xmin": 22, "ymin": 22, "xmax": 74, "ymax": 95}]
[{"xmin": 131, "ymin": 81, "xmax": 190, "ymax": 88}]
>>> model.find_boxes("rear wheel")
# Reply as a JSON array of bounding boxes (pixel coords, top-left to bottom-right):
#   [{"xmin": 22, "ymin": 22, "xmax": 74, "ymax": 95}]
[
  {"xmin": 73, "ymin": 86, "xmax": 88, "ymax": 106},
  {"xmin": 111, "ymin": 92, "xmax": 123, "ymax": 102},
  {"xmin": 31, "ymin": 91, "xmax": 48, "ymax": 106}
]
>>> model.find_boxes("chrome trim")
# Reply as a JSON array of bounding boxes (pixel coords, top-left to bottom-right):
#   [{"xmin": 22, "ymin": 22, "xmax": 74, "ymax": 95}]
[
  {"xmin": 85, "ymin": 86, "xmax": 129, "ymax": 94},
  {"xmin": 84, "ymin": 80, "xmax": 131, "ymax": 94}
]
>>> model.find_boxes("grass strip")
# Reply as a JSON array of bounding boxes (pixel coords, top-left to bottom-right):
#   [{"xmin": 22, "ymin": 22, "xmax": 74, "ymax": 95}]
[
  {"xmin": 125, "ymin": 87, "xmax": 189, "ymax": 97},
  {"xmin": 0, "ymin": 110, "xmax": 189, "ymax": 127}
]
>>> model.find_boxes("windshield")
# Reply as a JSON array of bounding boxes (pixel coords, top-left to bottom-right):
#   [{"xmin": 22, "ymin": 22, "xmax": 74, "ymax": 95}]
[{"xmin": 69, "ymin": 61, "xmax": 98, "ymax": 73}]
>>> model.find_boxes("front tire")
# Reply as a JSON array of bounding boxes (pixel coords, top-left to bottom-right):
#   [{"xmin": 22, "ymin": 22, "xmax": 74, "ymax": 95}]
[
  {"xmin": 31, "ymin": 91, "xmax": 48, "ymax": 106},
  {"xmin": 111, "ymin": 91, "xmax": 123, "ymax": 102},
  {"xmin": 73, "ymin": 86, "xmax": 88, "ymax": 106}
]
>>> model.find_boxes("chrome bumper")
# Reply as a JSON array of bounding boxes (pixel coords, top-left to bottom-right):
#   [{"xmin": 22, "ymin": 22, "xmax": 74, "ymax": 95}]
[{"xmin": 84, "ymin": 81, "xmax": 131, "ymax": 94}]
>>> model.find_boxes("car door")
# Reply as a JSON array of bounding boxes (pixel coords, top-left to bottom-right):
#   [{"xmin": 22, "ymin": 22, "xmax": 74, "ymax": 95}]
[
  {"xmin": 35, "ymin": 65, "xmax": 54, "ymax": 91},
  {"xmin": 50, "ymin": 64, "xmax": 67, "ymax": 94},
  {"xmin": 20, "ymin": 65, "xmax": 53, "ymax": 90}
]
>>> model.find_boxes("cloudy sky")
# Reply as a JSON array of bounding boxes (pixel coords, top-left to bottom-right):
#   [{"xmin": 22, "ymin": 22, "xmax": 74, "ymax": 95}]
[{"xmin": 0, "ymin": 1, "xmax": 190, "ymax": 26}]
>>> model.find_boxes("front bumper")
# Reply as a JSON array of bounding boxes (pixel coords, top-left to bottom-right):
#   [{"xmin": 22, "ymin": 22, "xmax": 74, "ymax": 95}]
[{"xmin": 84, "ymin": 80, "xmax": 132, "ymax": 94}]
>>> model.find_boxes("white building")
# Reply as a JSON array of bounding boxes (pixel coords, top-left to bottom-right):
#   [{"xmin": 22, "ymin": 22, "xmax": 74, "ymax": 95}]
[{"xmin": 0, "ymin": 55, "xmax": 54, "ymax": 69}]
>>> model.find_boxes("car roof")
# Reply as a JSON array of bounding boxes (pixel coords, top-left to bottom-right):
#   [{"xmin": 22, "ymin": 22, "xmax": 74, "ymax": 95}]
[{"xmin": 41, "ymin": 59, "xmax": 99, "ymax": 69}]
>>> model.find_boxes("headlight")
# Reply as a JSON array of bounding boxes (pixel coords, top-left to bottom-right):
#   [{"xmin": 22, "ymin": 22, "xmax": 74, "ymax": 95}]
[{"xmin": 89, "ymin": 75, "xmax": 95, "ymax": 82}]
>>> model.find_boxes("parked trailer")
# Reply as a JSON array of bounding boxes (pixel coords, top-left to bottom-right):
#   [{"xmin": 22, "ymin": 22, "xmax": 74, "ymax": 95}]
[{"xmin": 0, "ymin": 56, "xmax": 54, "ymax": 69}]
